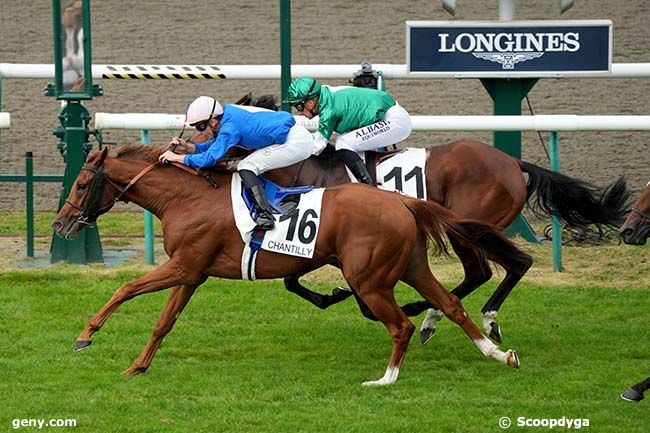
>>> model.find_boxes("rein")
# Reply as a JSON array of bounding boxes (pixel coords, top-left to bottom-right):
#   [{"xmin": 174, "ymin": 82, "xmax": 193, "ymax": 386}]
[{"xmin": 66, "ymin": 160, "xmax": 215, "ymax": 227}]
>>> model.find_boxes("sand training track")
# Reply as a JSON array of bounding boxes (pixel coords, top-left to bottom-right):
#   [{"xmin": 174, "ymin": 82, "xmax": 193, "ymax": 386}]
[{"xmin": 0, "ymin": 0, "xmax": 648, "ymax": 211}]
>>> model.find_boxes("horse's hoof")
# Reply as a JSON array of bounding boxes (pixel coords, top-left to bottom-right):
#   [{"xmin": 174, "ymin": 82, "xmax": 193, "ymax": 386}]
[
  {"xmin": 488, "ymin": 322, "xmax": 503, "ymax": 344},
  {"xmin": 74, "ymin": 340, "xmax": 92, "ymax": 352},
  {"xmin": 122, "ymin": 366, "xmax": 146, "ymax": 377},
  {"xmin": 620, "ymin": 387, "xmax": 644, "ymax": 403},
  {"xmin": 361, "ymin": 377, "xmax": 396, "ymax": 387},
  {"xmin": 506, "ymin": 349, "xmax": 520, "ymax": 368},
  {"xmin": 332, "ymin": 286, "xmax": 354, "ymax": 300},
  {"xmin": 420, "ymin": 327, "xmax": 436, "ymax": 345}
]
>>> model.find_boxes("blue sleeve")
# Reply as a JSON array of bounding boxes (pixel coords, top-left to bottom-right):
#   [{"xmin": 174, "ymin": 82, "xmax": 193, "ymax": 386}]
[
  {"xmin": 194, "ymin": 140, "xmax": 212, "ymax": 153},
  {"xmin": 183, "ymin": 125, "xmax": 241, "ymax": 169}
]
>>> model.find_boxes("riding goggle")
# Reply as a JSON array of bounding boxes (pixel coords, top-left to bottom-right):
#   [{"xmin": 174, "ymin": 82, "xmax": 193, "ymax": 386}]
[
  {"xmin": 190, "ymin": 97, "xmax": 217, "ymax": 132},
  {"xmin": 292, "ymin": 80, "xmax": 317, "ymax": 113},
  {"xmin": 191, "ymin": 119, "xmax": 210, "ymax": 132}
]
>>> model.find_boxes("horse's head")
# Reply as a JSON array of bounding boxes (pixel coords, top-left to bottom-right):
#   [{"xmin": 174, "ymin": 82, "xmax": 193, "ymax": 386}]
[
  {"xmin": 619, "ymin": 184, "xmax": 650, "ymax": 245},
  {"xmin": 52, "ymin": 147, "xmax": 119, "ymax": 239}
]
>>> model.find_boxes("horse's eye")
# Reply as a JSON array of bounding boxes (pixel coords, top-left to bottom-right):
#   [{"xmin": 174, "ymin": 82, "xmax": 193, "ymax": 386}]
[{"xmin": 78, "ymin": 183, "xmax": 87, "ymax": 190}]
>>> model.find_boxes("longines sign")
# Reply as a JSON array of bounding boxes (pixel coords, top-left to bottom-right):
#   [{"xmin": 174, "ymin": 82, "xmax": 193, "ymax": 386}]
[{"xmin": 407, "ymin": 20, "xmax": 612, "ymax": 77}]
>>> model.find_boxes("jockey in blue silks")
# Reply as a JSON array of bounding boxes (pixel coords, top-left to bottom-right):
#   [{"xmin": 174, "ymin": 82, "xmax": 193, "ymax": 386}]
[{"xmin": 159, "ymin": 96, "xmax": 318, "ymax": 230}]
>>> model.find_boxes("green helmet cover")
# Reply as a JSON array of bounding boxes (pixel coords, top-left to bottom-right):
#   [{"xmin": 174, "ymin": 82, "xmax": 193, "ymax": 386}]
[{"xmin": 284, "ymin": 77, "xmax": 322, "ymax": 104}]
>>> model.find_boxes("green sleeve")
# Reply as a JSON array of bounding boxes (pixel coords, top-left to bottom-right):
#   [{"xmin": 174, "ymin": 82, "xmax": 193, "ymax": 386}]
[{"xmin": 318, "ymin": 108, "xmax": 337, "ymax": 140}]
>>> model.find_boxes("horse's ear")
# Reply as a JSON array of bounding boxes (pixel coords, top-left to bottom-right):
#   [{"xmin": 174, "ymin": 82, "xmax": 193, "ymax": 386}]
[
  {"xmin": 97, "ymin": 147, "xmax": 109, "ymax": 165},
  {"xmin": 234, "ymin": 92, "xmax": 253, "ymax": 106}
]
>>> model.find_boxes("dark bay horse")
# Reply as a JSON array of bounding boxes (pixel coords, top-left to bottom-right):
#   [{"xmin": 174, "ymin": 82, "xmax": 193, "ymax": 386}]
[
  {"xmin": 52, "ymin": 146, "xmax": 529, "ymax": 385},
  {"xmin": 617, "ymin": 182, "xmax": 650, "ymax": 402},
  {"xmin": 619, "ymin": 182, "xmax": 650, "ymax": 245},
  {"xmin": 187, "ymin": 110, "xmax": 630, "ymax": 343}
]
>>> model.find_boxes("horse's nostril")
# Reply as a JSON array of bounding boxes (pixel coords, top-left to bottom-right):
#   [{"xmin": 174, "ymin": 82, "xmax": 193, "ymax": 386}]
[{"xmin": 52, "ymin": 220, "xmax": 63, "ymax": 232}]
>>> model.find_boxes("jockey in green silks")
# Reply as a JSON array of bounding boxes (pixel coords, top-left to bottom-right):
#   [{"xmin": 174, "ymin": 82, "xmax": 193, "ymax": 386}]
[{"xmin": 284, "ymin": 77, "xmax": 412, "ymax": 185}]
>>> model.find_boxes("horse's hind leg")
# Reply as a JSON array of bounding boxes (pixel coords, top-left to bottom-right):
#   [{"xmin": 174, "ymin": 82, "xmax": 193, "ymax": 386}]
[
  {"xmin": 403, "ymin": 253, "xmax": 520, "ymax": 369},
  {"xmin": 420, "ymin": 237, "xmax": 492, "ymax": 344},
  {"xmin": 74, "ymin": 259, "xmax": 194, "ymax": 351},
  {"xmin": 479, "ymin": 254, "xmax": 532, "ymax": 343},
  {"xmin": 122, "ymin": 281, "xmax": 203, "ymax": 376},
  {"xmin": 354, "ymin": 288, "xmax": 415, "ymax": 386},
  {"xmin": 474, "ymin": 236, "xmax": 532, "ymax": 343}
]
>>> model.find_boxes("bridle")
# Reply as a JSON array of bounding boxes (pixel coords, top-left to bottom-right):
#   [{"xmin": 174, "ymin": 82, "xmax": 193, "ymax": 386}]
[
  {"xmin": 64, "ymin": 155, "xmax": 213, "ymax": 227},
  {"xmin": 65, "ymin": 161, "xmax": 159, "ymax": 227},
  {"xmin": 631, "ymin": 206, "xmax": 650, "ymax": 222}
]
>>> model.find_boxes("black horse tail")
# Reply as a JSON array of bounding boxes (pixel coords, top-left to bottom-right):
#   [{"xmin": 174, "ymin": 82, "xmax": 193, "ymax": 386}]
[
  {"xmin": 401, "ymin": 197, "xmax": 532, "ymax": 274},
  {"xmin": 518, "ymin": 160, "xmax": 632, "ymax": 227}
]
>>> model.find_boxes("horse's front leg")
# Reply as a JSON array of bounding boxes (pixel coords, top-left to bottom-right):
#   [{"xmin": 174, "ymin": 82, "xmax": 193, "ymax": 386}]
[
  {"xmin": 283, "ymin": 275, "xmax": 353, "ymax": 309},
  {"xmin": 122, "ymin": 279, "xmax": 204, "ymax": 376},
  {"xmin": 74, "ymin": 259, "xmax": 196, "ymax": 351}
]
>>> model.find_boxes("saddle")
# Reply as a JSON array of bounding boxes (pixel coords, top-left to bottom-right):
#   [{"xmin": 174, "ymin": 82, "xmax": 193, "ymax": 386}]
[{"xmin": 241, "ymin": 176, "xmax": 313, "ymax": 216}]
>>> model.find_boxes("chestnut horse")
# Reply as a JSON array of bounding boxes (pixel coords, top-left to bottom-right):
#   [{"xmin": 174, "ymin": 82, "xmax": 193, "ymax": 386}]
[
  {"xmin": 619, "ymin": 182, "xmax": 650, "ymax": 245},
  {"xmin": 52, "ymin": 146, "xmax": 529, "ymax": 386},
  {"xmin": 187, "ymin": 101, "xmax": 630, "ymax": 343}
]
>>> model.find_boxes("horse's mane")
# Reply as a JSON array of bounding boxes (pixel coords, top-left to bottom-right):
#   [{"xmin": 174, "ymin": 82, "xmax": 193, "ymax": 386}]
[
  {"xmin": 116, "ymin": 145, "xmax": 165, "ymax": 162},
  {"xmin": 310, "ymin": 146, "xmax": 343, "ymax": 171}
]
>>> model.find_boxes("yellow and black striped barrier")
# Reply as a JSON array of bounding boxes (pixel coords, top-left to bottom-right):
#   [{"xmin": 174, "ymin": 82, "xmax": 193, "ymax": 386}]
[{"xmin": 102, "ymin": 65, "xmax": 227, "ymax": 80}]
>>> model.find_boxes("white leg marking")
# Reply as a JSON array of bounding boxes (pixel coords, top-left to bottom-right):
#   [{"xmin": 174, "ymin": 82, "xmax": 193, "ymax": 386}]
[
  {"xmin": 474, "ymin": 337, "xmax": 509, "ymax": 364},
  {"xmin": 481, "ymin": 310, "xmax": 498, "ymax": 335},
  {"xmin": 420, "ymin": 308, "xmax": 444, "ymax": 333},
  {"xmin": 362, "ymin": 366, "xmax": 400, "ymax": 387}
]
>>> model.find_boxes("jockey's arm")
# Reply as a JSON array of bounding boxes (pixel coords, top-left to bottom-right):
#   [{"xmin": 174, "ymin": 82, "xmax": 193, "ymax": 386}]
[
  {"xmin": 317, "ymin": 109, "xmax": 337, "ymax": 143},
  {"xmin": 182, "ymin": 126, "xmax": 240, "ymax": 169}
]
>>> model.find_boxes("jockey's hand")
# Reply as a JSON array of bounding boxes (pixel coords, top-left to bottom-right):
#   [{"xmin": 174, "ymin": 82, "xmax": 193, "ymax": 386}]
[
  {"xmin": 159, "ymin": 150, "xmax": 184, "ymax": 165},
  {"xmin": 168, "ymin": 137, "xmax": 196, "ymax": 154}
]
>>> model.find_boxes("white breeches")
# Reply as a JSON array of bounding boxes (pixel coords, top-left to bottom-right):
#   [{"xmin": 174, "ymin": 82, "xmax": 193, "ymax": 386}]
[
  {"xmin": 334, "ymin": 103, "xmax": 412, "ymax": 152},
  {"xmin": 237, "ymin": 124, "xmax": 316, "ymax": 175}
]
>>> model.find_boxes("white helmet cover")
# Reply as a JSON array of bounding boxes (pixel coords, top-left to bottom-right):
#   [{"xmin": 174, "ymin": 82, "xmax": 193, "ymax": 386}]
[{"xmin": 185, "ymin": 96, "xmax": 224, "ymax": 126}]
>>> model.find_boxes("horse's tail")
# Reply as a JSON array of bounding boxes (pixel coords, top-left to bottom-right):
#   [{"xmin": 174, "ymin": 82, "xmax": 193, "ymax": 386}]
[
  {"xmin": 400, "ymin": 196, "xmax": 533, "ymax": 272},
  {"xmin": 518, "ymin": 160, "xmax": 632, "ymax": 227}
]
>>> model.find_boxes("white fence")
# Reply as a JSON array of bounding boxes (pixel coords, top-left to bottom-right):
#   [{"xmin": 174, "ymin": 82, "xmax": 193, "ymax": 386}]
[
  {"xmin": 3, "ymin": 63, "xmax": 650, "ymax": 79},
  {"xmin": 95, "ymin": 112, "xmax": 650, "ymax": 132},
  {"xmin": 0, "ymin": 112, "xmax": 10, "ymax": 129}
]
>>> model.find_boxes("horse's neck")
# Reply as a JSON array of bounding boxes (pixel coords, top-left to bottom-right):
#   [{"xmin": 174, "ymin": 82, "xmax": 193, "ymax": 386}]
[
  {"xmin": 265, "ymin": 155, "xmax": 350, "ymax": 188},
  {"xmin": 107, "ymin": 159, "xmax": 226, "ymax": 218}
]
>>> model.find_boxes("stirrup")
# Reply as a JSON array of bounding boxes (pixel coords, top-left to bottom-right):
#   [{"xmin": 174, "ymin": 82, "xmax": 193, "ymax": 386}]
[{"xmin": 254, "ymin": 209, "xmax": 275, "ymax": 230}]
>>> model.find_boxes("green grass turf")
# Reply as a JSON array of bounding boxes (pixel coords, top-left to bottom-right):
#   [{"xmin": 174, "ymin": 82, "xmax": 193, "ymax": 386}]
[
  {"xmin": 0, "ymin": 211, "xmax": 162, "ymax": 236},
  {"xmin": 0, "ymin": 267, "xmax": 648, "ymax": 433}
]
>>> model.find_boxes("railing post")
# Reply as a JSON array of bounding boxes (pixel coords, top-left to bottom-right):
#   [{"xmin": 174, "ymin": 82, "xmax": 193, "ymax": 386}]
[
  {"xmin": 25, "ymin": 152, "xmax": 34, "ymax": 258},
  {"xmin": 140, "ymin": 129, "xmax": 155, "ymax": 265},
  {"xmin": 549, "ymin": 131, "xmax": 563, "ymax": 272},
  {"xmin": 279, "ymin": 0, "xmax": 292, "ymax": 112}
]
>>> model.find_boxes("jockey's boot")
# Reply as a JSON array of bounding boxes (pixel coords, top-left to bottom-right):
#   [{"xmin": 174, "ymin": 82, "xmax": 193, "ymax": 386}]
[
  {"xmin": 336, "ymin": 149, "xmax": 375, "ymax": 186},
  {"xmin": 239, "ymin": 169, "xmax": 275, "ymax": 230}
]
